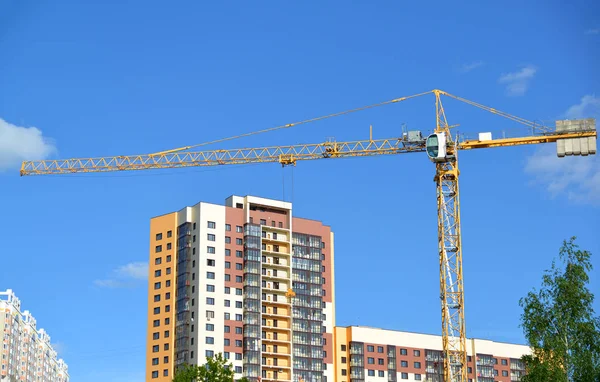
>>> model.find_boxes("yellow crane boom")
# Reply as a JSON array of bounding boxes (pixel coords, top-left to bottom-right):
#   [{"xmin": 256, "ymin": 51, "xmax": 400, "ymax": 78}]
[
  {"xmin": 19, "ymin": 89, "xmax": 597, "ymax": 382},
  {"xmin": 20, "ymin": 130, "xmax": 595, "ymax": 175}
]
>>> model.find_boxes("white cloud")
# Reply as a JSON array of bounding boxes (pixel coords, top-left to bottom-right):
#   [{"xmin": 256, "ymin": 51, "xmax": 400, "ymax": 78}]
[
  {"xmin": 585, "ymin": 28, "xmax": 599, "ymax": 35},
  {"xmin": 51, "ymin": 342, "xmax": 66, "ymax": 356},
  {"xmin": 524, "ymin": 94, "xmax": 600, "ymax": 205},
  {"xmin": 460, "ymin": 61, "xmax": 484, "ymax": 73},
  {"xmin": 94, "ymin": 261, "xmax": 148, "ymax": 288},
  {"xmin": 498, "ymin": 65, "xmax": 537, "ymax": 96},
  {"xmin": 115, "ymin": 262, "xmax": 149, "ymax": 280},
  {"xmin": 0, "ymin": 118, "xmax": 56, "ymax": 171}
]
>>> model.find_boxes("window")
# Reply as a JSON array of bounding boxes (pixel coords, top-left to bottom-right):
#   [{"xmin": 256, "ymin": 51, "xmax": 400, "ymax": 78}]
[
  {"xmin": 155, "ymin": 245, "xmax": 162, "ymax": 253},
  {"xmin": 206, "ymin": 337, "xmax": 214, "ymax": 344},
  {"xmin": 167, "ymin": 230, "xmax": 172, "ymax": 238},
  {"xmin": 152, "ymin": 371, "xmax": 158, "ymax": 378},
  {"xmin": 400, "ymin": 361, "xmax": 408, "ymax": 368},
  {"xmin": 235, "ymin": 340, "xmax": 243, "ymax": 347},
  {"xmin": 155, "ymin": 257, "xmax": 162, "ymax": 265},
  {"xmin": 260, "ymin": 219, "xmax": 266, "ymax": 225},
  {"xmin": 207, "ymin": 285, "xmax": 215, "ymax": 292},
  {"xmin": 225, "ymin": 300, "xmax": 231, "ymax": 307},
  {"xmin": 165, "ymin": 317, "xmax": 170, "ymax": 325},
  {"xmin": 165, "ymin": 292, "xmax": 171, "ymax": 300},
  {"xmin": 235, "ymin": 353, "xmax": 242, "ymax": 360},
  {"xmin": 414, "ymin": 375, "xmax": 421, "ymax": 381},
  {"xmin": 224, "ymin": 339, "xmax": 230, "ymax": 346},
  {"xmin": 154, "ymin": 307, "xmax": 160, "ymax": 314},
  {"xmin": 235, "ymin": 314, "xmax": 242, "ymax": 321},
  {"xmin": 341, "ymin": 344, "xmax": 347, "ymax": 351},
  {"xmin": 341, "ymin": 370, "xmax": 347, "ymax": 376},
  {"xmin": 368, "ymin": 370, "xmax": 375, "ymax": 377},
  {"xmin": 236, "ymin": 288, "xmax": 242, "ymax": 295},
  {"xmin": 224, "ymin": 326, "xmax": 231, "ymax": 333},
  {"xmin": 152, "ymin": 345, "xmax": 159, "ymax": 352},
  {"xmin": 413, "ymin": 350, "xmax": 421, "ymax": 357},
  {"xmin": 368, "ymin": 357, "xmax": 374, "ymax": 364},
  {"xmin": 154, "ymin": 294, "xmax": 161, "ymax": 302},
  {"xmin": 236, "ymin": 250, "xmax": 243, "ymax": 258},
  {"xmin": 367, "ymin": 345, "xmax": 375, "ymax": 352},
  {"xmin": 502, "ymin": 370, "xmax": 508, "ymax": 377},
  {"xmin": 501, "ymin": 359, "xmax": 508, "ymax": 365},
  {"xmin": 193, "ymin": 222, "xmax": 197, "ymax": 230},
  {"xmin": 167, "ymin": 242, "xmax": 172, "ymax": 250},
  {"xmin": 378, "ymin": 358, "xmax": 384, "ymax": 365},
  {"xmin": 207, "ymin": 272, "xmax": 215, "ymax": 279},
  {"xmin": 226, "ymin": 224, "xmax": 231, "ymax": 231},
  {"xmin": 164, "ymin": 356, "xmax": 169, "ymax": 363},
  {"xmin": 152, "ymin": 357, "xmax": 159, "ymax": 365},
  {"xmin": 206, "ymin": 310, "xmax": 214, "ymax": 319},
  {"xmin": 414, "ymin": 361, "xmax": 421, "ymax": 369},
  {"xmin": 153, "ymin": 332, "xmax": 160, "ymax": 340},
  {"xmin": 467, "ymin": 367, "xmax": 472, "ymax": 373},
  {"xmin": 401, "ymin": 373, "xmax": 408, "ymax": 380},
  {"xmin": 207, "ymin": 246, "xmax": 216, "ymax": 254},
  {"xmin": 208, "ymin": 221, "xmax": 216, "ymax": 229},
  {"xmin": 206, "ymin": 350, "xmax": 214, "ymax": 357},
  {"xmin": 225, "ymin": 236, "xmax": 231, "ymax": 244},
  {"xmin": 165, "ymin": 305, "xmax": 171, "ymax": 312},
  {"xmin": 341, "ymin": 357, "xmax": 347, "ymax": 364},
  {"xmin": 225, "ymin": 249, "xmax": 231, "ymax": 256},
  {"xmin": 235, "ymin": 366, "xmax": 242, "ymax": 373},
  {"xmin": 235, "ymin": 276, "xmax": 243, "ymax": 283},
  {"xmin": 225, "ymin": 261, "xmax": 231, "ymax": 269},
  {"xmin": 208, "ymin": 234, "xmax": 216, "ymax": 241},
  {"xmin": 236, "ymin": 226, "xmax": 243, "ymax": 233},
  {"xmin": 236, "ymin": 301, "xmax": 242, "ymax": 308},
  {"xmin": 400, "ymin": 348, "xmax": 407, "ymax": 356},
  {"xmin": 156, "ymin": 233, "xmax": 163, "ymax": 241},
  {"xmin": 493, "ymin": 358, "xmax": 498, "ymax": 365},
  {"xmin": 206, "ymin": 298, "xmax": 215, "ymax": 305},
  {"xmin": 235, "ymin": 327, "xmax": 243, "ymax": 334},
  {"xmin": 163, "ymin": 370, "xmax": 169, "ymax": 377},
  {"xmin": 225, "ymin": 312, "xmax": 231, "ymax": 320},
  {"xmin": 378, "ymin": 371, "xmax": 384, "ymax": 377},
  {"xmin": 166, "ymin": 255, "xmax": 171, "ymax": 262},
  {"xmin": 494, "ymin": 369, "xmax": 499, "ymax": 376},
  {"xmin": 166, "ymin": 267, "xmax": 171, "ymax": 275},
  {"xmin": 154, "ymin": 270, "xmax": 161, "ymax": 277},
  {"xmin": 236, "ymin": 238, "xmax": 243, "ymax": 245},
  {"xmin": 225, "ymin": 274, "xmax": 231, "ymax": 281},
  {"xmin": 207, "ymin": 259, "xmax": 216, "ymax": 266},
  {"xmin": 193, "ymin": 235, "xmax": 196, "ymax": 242},
  {"xmin": 154, "ymin": 282, "xmax": 161, "ymax": 290},
  {"xmin": 467, "ymin": 356, "xmax": 472, "ymax": 362},
  {"xmin": 206, "ymin": 324, "xmax": 214, "ymax": 331},
  {"xmin": 377, "ymin": 346, "xmax": 384, "ymax": 353},
  {"xmin": 236, "ymin": 263, "xmax": 243, "ymax": 270},
  {"xmin": 166, "ymin": 280, "xmax": 171, "ymax": 287},
  {"xmin": 164, "ymin": 330, "xmax": 170, "ymax": 337}
]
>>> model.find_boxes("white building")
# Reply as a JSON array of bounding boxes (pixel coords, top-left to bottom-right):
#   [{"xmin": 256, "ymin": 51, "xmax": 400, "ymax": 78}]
[{"xmin": 0, "ymin": 290, "xmax": 69, "ymax": 382}]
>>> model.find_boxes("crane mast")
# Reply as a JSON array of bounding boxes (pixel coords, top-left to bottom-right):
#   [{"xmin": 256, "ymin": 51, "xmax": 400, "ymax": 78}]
[
  {"xmin": 19, "ymin": 90, "xmax": 597, "ymax": 382},
  {"xmin": 433, "ymin": 91, "xmax": 467, "ymax": 382}
]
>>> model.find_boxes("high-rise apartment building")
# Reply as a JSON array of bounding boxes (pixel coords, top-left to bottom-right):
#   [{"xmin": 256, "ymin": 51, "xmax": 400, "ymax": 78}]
[
  {"xmin": 334, "ymin": 326, "xmax": 529, "ymax": 382},
  {"xmin": 0, "ymin": 289, "xmax": 69, "ymax": 382},
  {"xmin": 146, "ymin": 195, "xmax": 335, "ymax": 382},
  {"xmin": 146, "ymin": 195, "xmax": 530, "ymax": 382}
]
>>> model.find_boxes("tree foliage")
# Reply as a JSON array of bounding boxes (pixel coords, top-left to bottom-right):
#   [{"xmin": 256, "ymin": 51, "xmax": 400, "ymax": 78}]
[
  {"xmin": 519, "ymin": 237, "xmax": 600, "ymax": 382},
  {"xmin": 173, "ymin": 353, "xmax": 250, "ymax": 382}
]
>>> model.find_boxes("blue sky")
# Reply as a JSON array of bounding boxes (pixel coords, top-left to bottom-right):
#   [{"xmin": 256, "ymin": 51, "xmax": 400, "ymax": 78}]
[{"xmin": 1, "ymin": 1, "xmax": 599, "ymax": 381}]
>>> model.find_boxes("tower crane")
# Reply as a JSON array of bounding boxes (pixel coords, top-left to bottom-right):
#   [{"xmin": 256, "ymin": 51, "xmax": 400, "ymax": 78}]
[{"xmin": 20, "ymin": 89, "xmax": 597, "ymax": 382}]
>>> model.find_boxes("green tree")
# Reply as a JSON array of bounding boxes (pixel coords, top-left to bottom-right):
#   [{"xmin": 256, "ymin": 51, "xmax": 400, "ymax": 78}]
[
  {"xmin": 519, "ymin": 237, "xmax": 600, "ymax": 382},
  {"xmin": 173, "ymin": 353, "xmax": 249, "ymax": 382}
]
